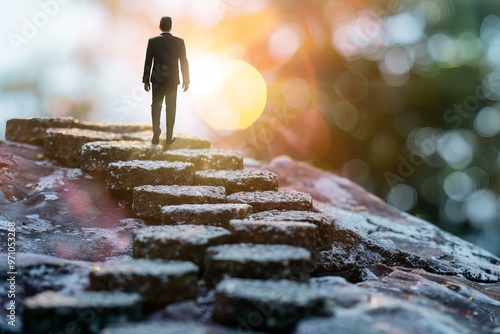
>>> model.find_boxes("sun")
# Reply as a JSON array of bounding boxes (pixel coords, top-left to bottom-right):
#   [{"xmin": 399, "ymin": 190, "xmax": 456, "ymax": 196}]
[{"xmin": 189, "ymin": 55, "xmax": 268, "ymax": 131}]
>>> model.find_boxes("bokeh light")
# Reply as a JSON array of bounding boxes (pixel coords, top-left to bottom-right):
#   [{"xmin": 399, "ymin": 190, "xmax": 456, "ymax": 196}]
[{"xmin": 190, "ymin": 57, "xmax": 267, "ymax": 131}]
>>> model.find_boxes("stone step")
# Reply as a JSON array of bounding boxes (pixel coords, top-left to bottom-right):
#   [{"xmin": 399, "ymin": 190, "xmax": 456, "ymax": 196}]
[
  {"xmin": 81, "ymin": 141, "xmax": 163, "ymax": 173},
  {"xmin": 23, "ymin": 291, "xmax": 143, "ymax": 334},
  {"xmin": 89, "ymin": 259, "xmax": 198, "ymax": 306},
  {"xmin": 5, "ymin": 117, "xmax": 151, "ymax": 146},
  {"xmin": 229, "ymin": 220, "xmax": 317, "ymax": 252},
  {"xmin": 122, "ymin": 131, "xmax": 211, "ymax": 150},
  {"xmin": 133, "ymin": 225, "xmax": 232, "ymax": 267},
  {"xmin": 194, "ymin": 169, "xmax": 279, "ymax": 194},
  {"xmin": 102, "ymin": 320, "xmax": 244, "ymax": 334},
  {"xmin": 107, "ymin": 160, "xmax": 195, "ymax": 193},
  {"xmin": 227, "ymin": 190, "xmax": 313, "ymax": 212},
  {"xmin": 204, "ymin": 243, "xmax": 312, "ymax": 287},
  {"xmin": 162, "ymin": 203, "xmax": 252, "ymax": 228},
  {"xmin": 213, "ymin": 278, "xmax": 328, "ymax": 333},
  {"xmin": 247, "ymin": 210, "xmax": 336, "ymax": 252},
  {"xmin": 157, "ymin": 148, "xmax": 244, "ymax": 170},
  {"xmin": 6, "ymin": 117, "xmax": 77, "ymax": 145},
  {"xmin": 43, "ymin": 128, "xmax": 124, "ymax": 167},
  {"xmin": 75, "ymin": 121, "xmax": 151, "ymax": 134},
  {"xmin": 133, "ymin": 185, "xmax": 226, "ymax": 220}
]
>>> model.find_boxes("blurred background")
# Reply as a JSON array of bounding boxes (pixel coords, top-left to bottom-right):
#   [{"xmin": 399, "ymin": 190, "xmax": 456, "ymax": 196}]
[{"xmin": 1, "ymin": 0, "xmax": 499, "ymax": 256}]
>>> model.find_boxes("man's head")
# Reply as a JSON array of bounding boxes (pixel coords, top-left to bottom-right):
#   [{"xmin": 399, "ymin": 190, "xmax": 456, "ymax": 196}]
[{"xmin": 159, "ymin": 16, "xmax": 172, "ymax": 32}]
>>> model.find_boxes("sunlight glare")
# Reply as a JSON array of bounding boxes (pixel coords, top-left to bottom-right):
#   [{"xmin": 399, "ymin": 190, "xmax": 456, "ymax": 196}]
[{"xmin": 190, "ymin": 55, "xmax": 267, "ymax": 131}]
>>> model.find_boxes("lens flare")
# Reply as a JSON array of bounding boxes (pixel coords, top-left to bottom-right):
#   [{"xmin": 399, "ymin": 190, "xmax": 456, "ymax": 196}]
[{"xmin": 190, "ymin": 55, "xmax": 267, "ymax": 131}]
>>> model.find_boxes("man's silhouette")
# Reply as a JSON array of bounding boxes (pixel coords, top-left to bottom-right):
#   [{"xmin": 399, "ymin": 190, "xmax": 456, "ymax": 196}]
[{"xmin": 143, "ymin": 16, "xmax": 189, "ymax": 146}]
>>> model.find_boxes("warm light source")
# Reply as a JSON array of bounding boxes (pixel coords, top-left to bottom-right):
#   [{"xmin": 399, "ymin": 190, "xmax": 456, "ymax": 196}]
[{"xmin": 190, "ymin": 55, "xmax": 267, "ymax": 131}]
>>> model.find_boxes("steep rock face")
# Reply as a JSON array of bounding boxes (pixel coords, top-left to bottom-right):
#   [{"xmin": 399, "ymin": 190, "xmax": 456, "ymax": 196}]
[{"xmin": 1, "ymin": 140, "xmax": 500, "ymax": 333}]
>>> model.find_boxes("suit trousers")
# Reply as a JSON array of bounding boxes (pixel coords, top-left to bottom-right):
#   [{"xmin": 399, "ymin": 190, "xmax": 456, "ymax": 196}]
[{"xmin": 151, "ymin": 82, "xmax": 178, "ymax": 141}]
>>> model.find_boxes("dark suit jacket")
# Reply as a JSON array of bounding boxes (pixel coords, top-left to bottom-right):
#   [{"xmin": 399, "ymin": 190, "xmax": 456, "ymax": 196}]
[{"xmin": 142, "ymin": 32, "xmax": 190, "ymax": 85}]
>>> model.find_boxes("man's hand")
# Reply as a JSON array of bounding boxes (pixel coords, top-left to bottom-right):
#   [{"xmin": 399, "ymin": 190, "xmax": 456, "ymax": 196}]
[
  {"xmin": 144, "ymin": 83, "xmax": 151, "ymax": 92},
  {"xmin": 182, "ymin": 83, "xmax": 189, "ymax": 92}
]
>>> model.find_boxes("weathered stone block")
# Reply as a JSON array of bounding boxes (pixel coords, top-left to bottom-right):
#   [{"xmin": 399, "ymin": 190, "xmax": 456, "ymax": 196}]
[
  {"xmin": 227, "ymin": 191, "xmax": 313, "ymax": 212},
  {"xmin": 132, "ymin": 185, "xmax": 226, "ymax": 220},
  {"xmin": 89, "ymin": 259, "xmax": 198, "ymax": 305},
  {"xmin": 247, "ymin": 211, "xmax": 336, "ymax": 252},
  {"xmin": 122, "ymin": 131, "xmax": 212, "ymax": 150},
  {"xmin": 76, "ymin": 121, "xmax": 151, "ymax": 133},
  {"xmin": 194, "ymin": 169, "xmax": 279, "ymax": 194},
  {"xmin": 162, "ymin": 203, "xmax": 252, "ymax": 228},
  {"xmin": 23, "ymin": 291, "xmax": 143, "ymax": 334},
  {"xmin": 213, "ymin": 278, "xmax": 328, "ymax": 333},
  {"xmin": 158, "ymin": 149, "xmax": 243, "ymax": 170},
  {"xmin": 81, "ymin": 141, "xmax": 163, "ymax": 173},
  {"xmin": 204, "ymin": 243, "xmax": 312, "ymax": 287},
  {"xmin": 106, "ymin": 161, "xmax": 195, "ymax": 192},
  {"xmin": 44, "ymin": 128, "xmax": 122, "ymax": 167},
  {"xmin": 5, "ymin": 117, "xmax": 77, "ymax": 145},
  {"xmin": 229, "ymin": 220, "xmax": 317, "ymax": 251},
  {"xmin": 102, "ymin": 320, "xmax": 243, "ymax": 334},
  {"xmin": 133, "ymin": 225, "xmax": 232, "ymax": 266}
]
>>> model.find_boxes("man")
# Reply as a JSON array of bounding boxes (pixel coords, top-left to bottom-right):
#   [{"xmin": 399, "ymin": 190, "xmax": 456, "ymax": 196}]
[{"xmin": 143, "ymin": 16, "xmax": 190, "ymax": 146}]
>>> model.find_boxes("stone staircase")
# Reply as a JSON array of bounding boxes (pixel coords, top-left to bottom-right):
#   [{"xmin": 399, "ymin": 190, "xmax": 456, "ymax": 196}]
[{"xmin": 5, "ymin": 117, "xmax": 334, "ymax": 333}]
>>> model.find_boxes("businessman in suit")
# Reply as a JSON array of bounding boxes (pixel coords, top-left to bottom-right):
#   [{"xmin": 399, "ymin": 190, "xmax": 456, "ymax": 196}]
[{"xmin": 143, "ymin": 16, "xmax": 190, "ymax": 146}]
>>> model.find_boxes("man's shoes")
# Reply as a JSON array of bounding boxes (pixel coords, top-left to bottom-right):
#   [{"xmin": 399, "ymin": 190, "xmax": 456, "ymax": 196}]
[
  {"xmin": 152, "ymin": 134, "xmax": 160, "ymax": 145},
  {"xmin": 165, "ymin": 134, "xmax": 176, "ymax": 146}
]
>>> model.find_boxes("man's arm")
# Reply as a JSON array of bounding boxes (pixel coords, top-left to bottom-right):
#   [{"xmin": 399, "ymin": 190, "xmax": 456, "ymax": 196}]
[
  {"xmin": 179, "ymin": 39, "xmax": 190, "ymax": 92},
  {"xmin": 143, "ymin": 39, "xmax": 153, "ymax": 88}
]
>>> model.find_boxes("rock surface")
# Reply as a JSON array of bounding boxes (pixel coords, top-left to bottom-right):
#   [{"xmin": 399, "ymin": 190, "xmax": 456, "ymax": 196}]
[
  {"xmin": 1, "ymin": 119, "xmax": 500, "ymax": 334},
  {"xmin": 132, "ymin": 225, "xmax": 232, "ymax": 266},
  {"xmin": 213, "ymin": 278, "xmax": 328, "ymax": 333},
  {"xmin": 161, "ymin": 203, "xmax": 252, "ymax": 227},
  {"xmin": 23, "ymin": 290, "xmax": 143, "ymax": 334},
  {"xmin": 89, "ymin": 259, "xmax": 199, "ymax": 305},
  {"xmin": 194, "ymin": 169, "xmax": 279, "ymax": 194},
  {"xmin": 159, "ymin": 148, "xmax": 244, "ymax": 170},
  {"xmin": 81, "ymin": 140, "xmax": 163, "ymax": 173},
  {"xmin": 132, "ymin": 185, "xmax": 227, "ymax": 220},
  {"xmin": 227, "ymin": 190, "xmax": 313, "ymax": 212},
  {"xmin": 229, "ymin": 219, "xmax": 317, "ymax": 251},
  {"xmin": 107, "ymin": 160, "xmax": 195, "ymax": 192},
  {"xmin": 204, "ymin": 244, "xmax": 312, "ymax": 287}
]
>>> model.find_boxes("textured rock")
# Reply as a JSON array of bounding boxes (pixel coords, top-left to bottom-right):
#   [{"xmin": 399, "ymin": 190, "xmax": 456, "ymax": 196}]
[
  {"xmin": 5, "ymin": 118, "xmax": 150, "ymax": 148},
  {"xmin": 133, "ymin": 185, "xmax": 227, "ymax": 220},
  {"xmin": 44, "ymin": 128, "xmax": 122, "ymax": 167},
  {"xmin": 158, "ymin": 149, "xmax": 244, "ymax": 170},
  {"xmin": 89, "ymin": 259, "xmax": 198, "ymax": 305},
  {"xmin": 227, "ymin": 191, "xmax": 313, "ymax": 212},
  {"xmin": 249, "ymin": 209, "xmax": 428, "ymax": 278},
  {"xmin": 292, "ymin": 274, "xmax": 500, "ymax": 334},
  {"xmin": 229, "ymin": 220, "xmax": 317, "ymax": 251},
  {"xmin": 213, "ymin": 278, "xmax": 328, "ymax": 333},
  {"xmin": 23, "ymin": 291, "xmax": 143, "ymax": 334},
  {"xmin": 133, "ymin": 225, "xmax": 232, "ymax": 266},
  {"xmin": 204, "ymin": 244, "xmax": 312, "ymax": 287},
  {"xmin": 122, "ymin": 131, "xmax": 211, "ymax": 150},
  {"xmin": 162, "ymin": 203, "xmax": 252, "ymax": 227},
  {"xmin": 5, "ymin": 117, "xmax": 78, "ymax": 145},
  {"xmin": 81, "ymin": 141, "xmax": 163, "ymax": 173},
  {"xmin": 247, "ymin": 210, "xmax": 336, "ymax": 252},
  {"xmin": 106, "ymin": 160, "xmax": 195, "ymax": 192},
  {"xmin": 194, "ymin": 169, "xmax": 279, "ymax": 194}
]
